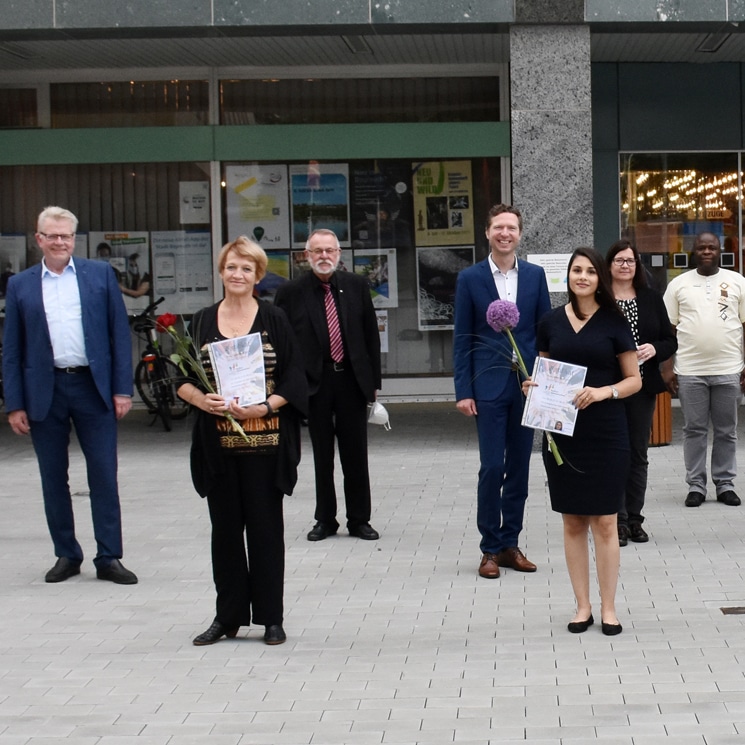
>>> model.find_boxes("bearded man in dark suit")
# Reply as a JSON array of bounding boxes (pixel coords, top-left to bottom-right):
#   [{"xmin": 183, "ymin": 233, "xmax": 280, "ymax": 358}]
[{"xmin": 275, "ymin": 229, "xmax": 381, "ymax": 542}]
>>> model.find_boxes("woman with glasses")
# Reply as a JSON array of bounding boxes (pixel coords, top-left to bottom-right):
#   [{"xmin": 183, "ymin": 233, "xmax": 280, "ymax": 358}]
[{"xmin": 607, "ymin": 240, "xmax": 677, "ymax": 547}]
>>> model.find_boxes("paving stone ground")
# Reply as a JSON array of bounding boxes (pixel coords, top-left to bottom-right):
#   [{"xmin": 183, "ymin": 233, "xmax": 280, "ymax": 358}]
[{"xmin": 1, "ymin": 402, "xmax": 744, "ymax": 744}]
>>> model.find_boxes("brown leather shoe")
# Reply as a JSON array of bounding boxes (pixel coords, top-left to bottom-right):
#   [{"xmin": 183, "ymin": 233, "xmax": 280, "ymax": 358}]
[
  {"xmin": 495, "ymin": 547, "xmax": 536, "ymax": 572},
  {"xmin": 478, "ymin": 553, "xmax": 500, "ymax": 578}
]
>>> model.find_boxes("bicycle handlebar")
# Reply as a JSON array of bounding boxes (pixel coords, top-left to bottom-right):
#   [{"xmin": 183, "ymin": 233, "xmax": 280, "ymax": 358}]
[{"xmin": 131, "ymin": 296, "xmax": 166, "ymax": 321}]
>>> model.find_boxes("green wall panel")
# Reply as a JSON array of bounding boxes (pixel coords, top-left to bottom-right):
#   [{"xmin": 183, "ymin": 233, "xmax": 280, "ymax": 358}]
[{"xmin": 0, "ymin": 123, "xmax": 509, "ymax": 166}]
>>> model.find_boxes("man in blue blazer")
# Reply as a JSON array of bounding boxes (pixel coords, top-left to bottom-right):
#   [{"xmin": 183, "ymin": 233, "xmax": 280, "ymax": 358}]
[
  {"xmin": 3, "ymin": 206, "xmax": 137, "ymax": 584},
  {"xmin": 454, "ymin": 204, "xmax": 551, "ymax": 579}
]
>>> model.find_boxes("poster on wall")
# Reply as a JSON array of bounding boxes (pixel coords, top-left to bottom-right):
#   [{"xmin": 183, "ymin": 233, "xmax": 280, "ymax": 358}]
[
  {"xmin": 150, "ymin": 231, "xmax": 213, "ymax": 315},
  {"xmin": 416, "ymin": 245, "xmax": 475, "ymax": 331},
  {"xmin": 353, "ymin": 248, "xmax": 398, "ymax": 308},
  {"xmin": 290, "ymin": 162, "xmax": 350, "ymax": 247},
  {"xmin": 225, "ymin": 164, "xmax": 290, "ymax": 247},
  {"xmin": 0, "ymin": 234, "xmax": 27, "ymax": 303},
  {"xmin": 350, "ymin": 163, "xmax": 413, "ymax": 249},
  {"xmin": 89, "ymin": 231, "xmax": 151, "ymax": 314},
  {"xmin": 412, "ymin": 160, "xmax": 474, "ymax": 247},
  {"xmin": 179, "ymin": 181, "xmax": 211, "ymax": 225},
  {"xmin": 527, "ymin": 253, "xmax": 572, "ymax": 293},
  {"xmin": 257, "ymin": 250, "xmax": 291, "ymax": 301}
]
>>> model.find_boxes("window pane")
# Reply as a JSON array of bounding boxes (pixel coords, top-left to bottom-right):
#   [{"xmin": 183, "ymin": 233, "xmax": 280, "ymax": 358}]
[
  {"xmin": 220, "ymin": 78, "xmax": 499, "ymax": 125},
  {"xmin": 620, "ymin": 152, "xmax": 741, "ymax": 288},
  {"xmin": 0, "ymin": 89, "xmax": 37, "ymax": 128},
  {"xmin": 50, "ymin": 81, "xmax": 210, "ymax": 128}
]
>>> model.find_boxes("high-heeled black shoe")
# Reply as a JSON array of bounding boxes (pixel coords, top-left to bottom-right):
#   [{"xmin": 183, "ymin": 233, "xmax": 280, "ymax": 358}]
[
  {"xmin": 193, "ymin": 619, "xmax": 239, "ymax": 646},
  {"xmin": 567, "ymin": 614, "xmax": 594, "ymax": 633}
]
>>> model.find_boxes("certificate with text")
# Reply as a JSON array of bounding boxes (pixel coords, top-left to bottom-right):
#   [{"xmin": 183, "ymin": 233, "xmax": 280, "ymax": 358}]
[
  {"xmin": 208, "ymin": 333, "xmax": 266, "ymax": 407},
  {"xmin": 521, "ymin": 357, "xmax": 587, "ymax": 436}
]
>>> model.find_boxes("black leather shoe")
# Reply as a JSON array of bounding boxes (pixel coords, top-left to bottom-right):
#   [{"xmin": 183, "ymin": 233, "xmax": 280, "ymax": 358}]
[
  {"xmin": 193, "ymin": 620, "xmax": 239, "ymax": 646},
  {"xmin": 96, "ymin": 559, "xmax": 138, "ymax": 585},
  {"xmin": 629, "ymin": 522, "xmax": 649, "ymax": 542},
  {"xmin": 264, "ymin": 625, "xmax": 286, "ymax": 645},
  {"xmin": 618, "ymin": 525, "xmax": 629, "ymax": 547},
  {"xmin": 685, "ymin": 492, "xmax": 705, "ymax": 507},
  {"xmin": 567, "ymin": 614, "xmax": 594, "ymax": 634},
  {"xmin": 307, "ymin": 522, "xmax": 338, "ymax": 541},
  {"xmin": 717, "ymin": 490, "xmax": 741, "ymax": 506},
  {"xmin": 45, "ymin": 557, "xmax": 81, "ymax": 583},
  {"xmin": 348, "ymin": 523, "xmax": 380, "ymax": 540}
]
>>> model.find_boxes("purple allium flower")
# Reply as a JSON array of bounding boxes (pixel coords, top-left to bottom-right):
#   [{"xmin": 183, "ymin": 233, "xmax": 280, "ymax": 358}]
[{"xmin": 486, "ymin": 299, "xmax": 520, "ymax": 332}]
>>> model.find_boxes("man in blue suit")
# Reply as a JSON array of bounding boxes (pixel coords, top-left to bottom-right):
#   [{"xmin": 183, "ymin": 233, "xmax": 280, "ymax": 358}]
[
  {"xmin": 454, "ymin": 204, "xmax": 551, "ymax": 579},
  {"xmin": 3, "ymin": 206, "xmax": 137, "ymax": 584}
]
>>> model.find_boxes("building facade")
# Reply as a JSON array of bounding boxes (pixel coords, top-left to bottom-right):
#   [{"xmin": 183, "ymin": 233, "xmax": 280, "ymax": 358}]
[{"xmin": 1, "ymin": 0, "xmax": 744, "ymax": 399}]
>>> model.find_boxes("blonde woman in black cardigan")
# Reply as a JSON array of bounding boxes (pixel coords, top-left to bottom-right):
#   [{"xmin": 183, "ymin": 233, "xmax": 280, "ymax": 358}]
[{"xmin": 607, "ymin": 240, "xmax": 677, "ymax": 546}]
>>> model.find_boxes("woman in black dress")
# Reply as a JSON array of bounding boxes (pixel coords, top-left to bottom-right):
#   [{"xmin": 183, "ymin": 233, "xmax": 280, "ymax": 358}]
[
  {"xmin": 526, "ymin": 248, "xmax": 641, "ymax": 635},
  {"xmin": 177, "ymin": 236, "xmax": 307, "ymax": 646},
  {"xmin": 607, "ymin": 240, "xmax": 677, "ymax": 546}
]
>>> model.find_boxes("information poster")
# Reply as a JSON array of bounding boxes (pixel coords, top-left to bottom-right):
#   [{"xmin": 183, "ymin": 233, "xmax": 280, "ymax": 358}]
[
  {"xmin": 527, "ymin": 253, "xmax": 572, "ymax": 293},
  {"xmin": 416, "ymin": 245, "xmax": 474, "ymax": 331},
  {"xmin": 290, "ymin": 162, "xmax": 350, "ymax": 247},
  {"xmin": 353, "ymin": 248, "xmax": 398, "ymax": 308},
  {"xmin": 89, "ymin": 231, "xmax": 151, "ymax": 313},
  {"xmin": 151, "ymin": 231, "xmax": 213, "ymax": 315},
  {"xmin": 412, "ymin": 160, "xmax": 474, "ymax": 246},
  {"xmin": 350, "ymin": 164, "xmax": 413, "ymax": 249},
  {"xmin": 258, "ymin": 250, "xmax": 291, "ymax": 301},
  {"xmin": 179, "ymin": 181, "xmax": 210, "ymax": 224},
  {"xmin": 376, "ymin": 310, "xmax": 389, "ymax": 353},
  {"xmin": 225, "ymin": 164, "xmax": 290, "ymax": 247}
]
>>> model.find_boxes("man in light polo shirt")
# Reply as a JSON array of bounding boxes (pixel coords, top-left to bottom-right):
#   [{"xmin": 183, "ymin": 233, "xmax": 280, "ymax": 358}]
[{"xmin": 662, "ymin": 231, "xmax": 745, "ymax": 508}]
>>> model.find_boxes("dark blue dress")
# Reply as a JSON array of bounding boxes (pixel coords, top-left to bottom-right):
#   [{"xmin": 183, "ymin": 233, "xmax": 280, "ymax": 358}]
[{"xmin": 536, "ymin": 306, "xmax": 636, "ymax": 515}]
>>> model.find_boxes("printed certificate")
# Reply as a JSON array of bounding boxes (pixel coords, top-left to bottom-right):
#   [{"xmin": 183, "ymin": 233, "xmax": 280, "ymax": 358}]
[
  {"xmin": 521, "ymin": 357, "xmax": 587, "ymax": 436},
  {"xmin": 208, "ymin": 333, "xmax": 266, "ymax": 407}
]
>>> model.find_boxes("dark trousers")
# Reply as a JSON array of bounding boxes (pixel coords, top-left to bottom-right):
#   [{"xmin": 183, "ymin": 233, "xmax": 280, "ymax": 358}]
[
  {"xmin": 308, "ymin": 365, "xmax": 371, "ymax": 529},
  {"xmin": 206, "ymin": 453, "xmax": 284, "ymax": 627},
  {"xmin": 619, "ymin": 390, "xmax": 657, "ymax": 527},
  {"xmin": 29, "ymin": 368, "xmax": 122, "ymax": 569},
  {"xmin": 474, "ymin": 377, "xmax": 534, "ymax": 554}
]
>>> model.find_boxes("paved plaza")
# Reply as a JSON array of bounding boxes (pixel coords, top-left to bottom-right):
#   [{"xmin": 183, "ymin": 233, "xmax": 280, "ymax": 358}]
[{"xmin": 1, "ymin": 402, "xmax": 745, "ymax": 744}]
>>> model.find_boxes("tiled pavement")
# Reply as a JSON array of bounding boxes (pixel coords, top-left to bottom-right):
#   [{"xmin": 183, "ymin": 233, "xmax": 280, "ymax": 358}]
[{"xmin": 1, "ymin": 403, "xmax": 745, "ymax": 744}]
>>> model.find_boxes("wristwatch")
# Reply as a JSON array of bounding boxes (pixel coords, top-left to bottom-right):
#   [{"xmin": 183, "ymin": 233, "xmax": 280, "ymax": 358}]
[{"xmin": 611, "ymin": 386, "xmax": 619, "ymax": 400}]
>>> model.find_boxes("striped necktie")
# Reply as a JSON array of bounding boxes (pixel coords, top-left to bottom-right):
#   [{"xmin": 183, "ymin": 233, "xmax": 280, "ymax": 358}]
[{"xmin": 322, "ymin": 282, "xmax": 344, "ymax": 363}]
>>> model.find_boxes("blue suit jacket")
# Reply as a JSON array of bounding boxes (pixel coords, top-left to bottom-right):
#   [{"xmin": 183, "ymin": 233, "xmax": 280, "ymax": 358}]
[
  {"xmin": 453, "ymin": 257, "xmax": 551, "ymax": 402},
  {"xmin": 3, "ymin": 257, "xmax": 133, "ymax": 421}
]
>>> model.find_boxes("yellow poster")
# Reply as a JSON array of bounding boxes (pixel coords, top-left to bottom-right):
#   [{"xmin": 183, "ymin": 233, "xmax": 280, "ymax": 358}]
[{"xmin": 412, "ymin": 160, "xmax": 474, "ymax": 246}]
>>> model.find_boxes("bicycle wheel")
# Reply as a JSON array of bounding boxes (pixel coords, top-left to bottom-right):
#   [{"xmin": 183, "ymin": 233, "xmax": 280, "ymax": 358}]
[{"xmin": 134, "ymin": 357, "xmax": 189, "ymax": 430}]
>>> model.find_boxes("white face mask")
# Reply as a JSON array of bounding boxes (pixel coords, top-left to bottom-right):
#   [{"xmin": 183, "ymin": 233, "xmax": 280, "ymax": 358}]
[{"xmin": 367, "ymin": 401, "xmax": 391, "ymax": 431}]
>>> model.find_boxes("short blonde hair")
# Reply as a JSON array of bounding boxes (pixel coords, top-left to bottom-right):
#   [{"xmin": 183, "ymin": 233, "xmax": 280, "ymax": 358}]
[
  {"xmin": 217, "ymin": 236, "xmax": 268, "ymax": 281},
  {"xmin": 38, "ymin": 206, "xmax": 79, "ymax": 233}
]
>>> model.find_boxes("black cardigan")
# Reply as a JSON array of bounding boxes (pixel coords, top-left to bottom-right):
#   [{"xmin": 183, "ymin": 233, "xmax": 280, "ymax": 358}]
[
  {"xmin": 633, "ymin": 286, "xmax": 678, "ymax": 395},
  {"xmin": 187, "ymin": 300, "xmax": 308, "ymax": 497}
]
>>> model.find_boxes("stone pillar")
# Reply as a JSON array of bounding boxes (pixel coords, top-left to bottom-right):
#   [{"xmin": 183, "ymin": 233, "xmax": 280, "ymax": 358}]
[{"xmin": 509, "ymin": 25, "xmax": 594, "ymax": 260}]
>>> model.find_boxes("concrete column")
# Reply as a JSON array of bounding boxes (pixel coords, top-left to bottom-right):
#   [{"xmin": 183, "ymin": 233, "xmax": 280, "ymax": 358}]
[{"xmin": 509, "ymin": 25, "xmax": 594, "ymax": 258}]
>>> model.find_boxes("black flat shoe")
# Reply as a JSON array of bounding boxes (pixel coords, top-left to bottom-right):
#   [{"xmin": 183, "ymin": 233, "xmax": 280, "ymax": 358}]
[
  {"xmin": 567, "ymin": 614, "xmax": 594, "ymax": 633},
  {"xmin": 96, "ymin": 559, "xmax": 138, "ymax": 585},
  {"xmin": 264, "ymin": 624, "xmax": 286, "ymax": 645},
  {"xmin": 307, "ymin": 522, "xmax": 338, "ymax": 541},
  {"xmin": 45, "ymin": 557, "xmax": 81, "ymax": 583},
  {"xmin": 601, "ymin": 621, "xmax": 623, "ymax": 636},
  {"xmin": 193, "ymin": 620, "xmax": 239, "ymax": 646},
  {"xmin": 348, "ymin": 523, "xmax": 380, "ymax": 540}
]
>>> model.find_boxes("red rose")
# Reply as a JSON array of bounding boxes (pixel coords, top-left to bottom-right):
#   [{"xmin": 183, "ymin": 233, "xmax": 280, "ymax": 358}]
[{"xmin": 155, "ymin": 313, "xmax": 178, "ymax": 333}]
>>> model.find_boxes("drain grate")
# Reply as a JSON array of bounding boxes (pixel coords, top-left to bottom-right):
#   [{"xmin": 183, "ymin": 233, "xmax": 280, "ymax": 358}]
[{"xmin": 720, "ymin": 607, "xmax": 745, "ymax": 615}]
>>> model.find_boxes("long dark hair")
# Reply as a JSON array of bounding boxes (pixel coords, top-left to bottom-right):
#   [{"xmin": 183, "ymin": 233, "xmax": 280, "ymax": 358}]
[
  {"xmin": 606, "ymin": 239, "xmax": 648, "ymax": 289},
  {"xmin": 567, "ymin": 247, "xmax": 622, "ymax": 320}
]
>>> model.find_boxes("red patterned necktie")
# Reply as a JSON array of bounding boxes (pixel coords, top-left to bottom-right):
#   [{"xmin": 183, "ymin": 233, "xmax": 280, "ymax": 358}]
[{"xmin": 322, "ymin": 282, "xmax": 344, "ymax": 362}]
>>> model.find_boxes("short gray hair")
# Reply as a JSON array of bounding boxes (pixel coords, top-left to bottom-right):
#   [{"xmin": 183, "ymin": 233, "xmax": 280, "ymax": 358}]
[{"xmin": 37, "ymin": 206, "xmax": 79, "ymax": 233}]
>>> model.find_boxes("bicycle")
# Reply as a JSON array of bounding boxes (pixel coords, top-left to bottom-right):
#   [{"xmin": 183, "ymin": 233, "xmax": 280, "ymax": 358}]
[{"xmin": 130, "ymin": 297, "xmax": 189, "ymax": 431}]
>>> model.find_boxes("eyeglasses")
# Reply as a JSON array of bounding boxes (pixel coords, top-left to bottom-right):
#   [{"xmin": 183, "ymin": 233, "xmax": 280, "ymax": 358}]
[
  {"xmin": 307, "ymin": 248, "xmax": 340, "ymax": 256},
  {"xmin": 39, "ymin": 232, "xmax": 75, "ymax": 243},
  {"xmin": 612, "ymin": 258, "xmax": 636, "ymax": 266}
]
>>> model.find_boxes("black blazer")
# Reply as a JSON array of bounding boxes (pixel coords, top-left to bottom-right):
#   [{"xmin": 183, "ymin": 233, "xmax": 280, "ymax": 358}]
[
  {"xmin": 633, "ymin": 286, "xmax": 678, "ymax": 394},
  {"xmin": 275, "ymin": 270, "xmax": 382, "ymax": 401}
]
